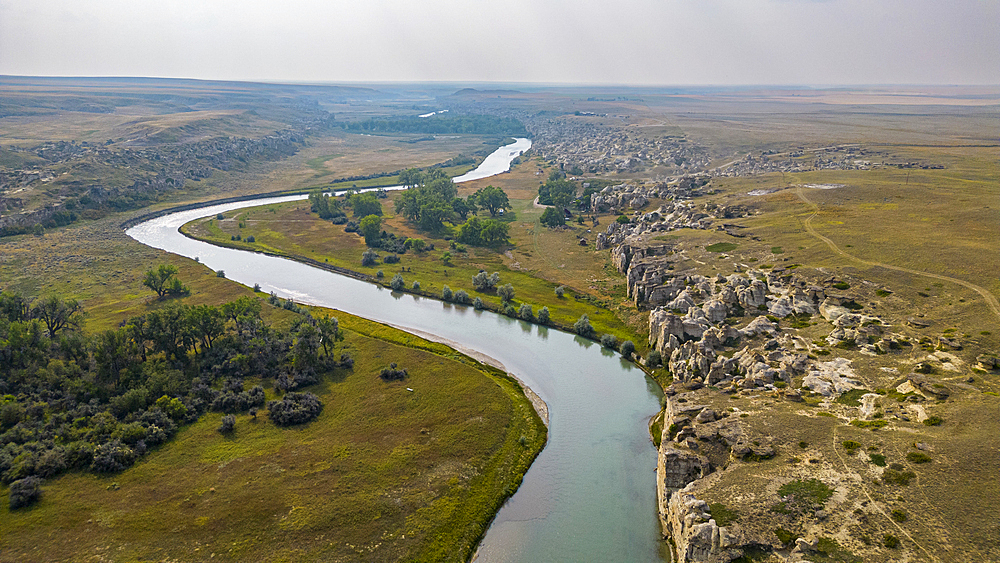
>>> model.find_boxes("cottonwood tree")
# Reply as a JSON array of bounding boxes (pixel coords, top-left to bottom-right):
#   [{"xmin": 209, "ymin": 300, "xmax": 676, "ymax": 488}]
[{"xmin": 142, "ymin": 265, "xmax": 188, "ymax": 299}]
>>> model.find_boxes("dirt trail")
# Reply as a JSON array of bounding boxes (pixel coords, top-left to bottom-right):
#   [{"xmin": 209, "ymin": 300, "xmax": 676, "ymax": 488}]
[{"xmin": 795, "ymin": 187, "xmax": 1000, "ymax": 321}]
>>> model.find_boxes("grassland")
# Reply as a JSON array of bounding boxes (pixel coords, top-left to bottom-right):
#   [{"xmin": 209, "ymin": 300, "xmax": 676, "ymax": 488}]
[
  {"xmin": 179, "ymin": 160, "xmax": 653, "ymax": 358},
  {"xmin": 0, "ymin": 212, "xmax": 545, "ymax": 562}
]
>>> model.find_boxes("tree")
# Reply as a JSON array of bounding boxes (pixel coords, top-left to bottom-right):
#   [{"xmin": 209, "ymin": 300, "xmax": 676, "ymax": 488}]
[
  {"xmin": 142, "ymin": 265, "xmax": 188, "ymax": 299},
  {"xmin": 518, "ymin": 303, "xmax": 533, "ymax": 321},
  {"xmin": 399, "ymin": 168, "xmax": 422, "ymax": 188},
  {"xmin": 497, "ymin": 283, "xmax": 515, "ymax": 303},
  {"xmin": 574, "ymin": 314, "xmax": 594, "ymax": 337},
  {"xmin": 362, "ymin": 248, "xmax": 379, "ymax": 266},
  {"xmin": 359, "ymin": 214, "xmax": 382, "ymax": 246},
  {"xmin": 537, "ymin": 306, "xmax": 550, "ymax": 324},
  {"xmin": 472, "ymin": 271, "xmax": 498, "ymax": 291},
  {"xmin": 452, "ymin": 197, "xmax": 472, "ymax": 220},
  {"xmin": 540, "ymin": 207, "xmax": 565, "ymax": 227},
  {"xmin": 32, "ymin": 295, "xmax": 82, "ymax": 336},
  {"xmin": 351, "ymin": 193, "xmax": 383, "ymax": 218},
  {"xmin": 187, "ymin": 304, "xmax": 225, "ymax": 352},
  {"xmin": 473, "ymin": 185, "xmax": 510, "ymax": 217},
  {"xmin": 316, "ymin": 315, "xmax": 339, "ymax": 358},
  {"xmin": 390, "ymin": 273, "xmax": 405, "ymax": 291},
  {"xmin": 620, "ymin": 340, "xmax": 635, "ymax": 357}
]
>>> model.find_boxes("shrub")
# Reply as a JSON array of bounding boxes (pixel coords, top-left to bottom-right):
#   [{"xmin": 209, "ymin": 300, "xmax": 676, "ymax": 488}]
[
  {"xmin": 891, "ymin": 509, "xmax": 907, "ymax": 522},
  {"xmin": 646, "ymin": 350, "xmax": 662, "ymax": 367},
  {"xmin": 473, "ymin": 297, "xmax": 484, "ymax": 310},
  {"xmin": 216, "ymin": 270, "xmax": 226, "ymax": 278},
  {"xmin": 537, "ymin": 306, "xmax": 550, "ymax": 324},
  {"xmin": 883, "ymin": 534, "xmax": 900, "ymax": 549},
  {"xmin": 390, "ymin": 273, "xmax": 405, "ymax": 291},
  {"xmin": 216, "ymin": 213, "xmax": 225, "ymax": 220},
  {"xmin": 601, "ymin": 333, "xmax": 618, "ymax": 350},
  {"xmin": 869, "ymin": 453, "xmax": 886, "ymax": 466},
  {"xmin": 906, "ymin": 451, "xmax": 931, "ymax": 464},
  {"xmin": 218, "ymin": 414, "xmax": 235, "ymax": 434},
  {"xmin": 91, "ymin": 440, "xmax": 137, "ymax": 473},
  {"xmin": 842, "ymin": 440, "xmax": 862, "ymax": 453},
  {"xmin": 383, "ymin": 254, "xmax": 399, "ymax": 264},
  {"xmin": 518, "ymin": 303, "xmax": 533, "ymax": 321},
  {"xmin": 472, "ymin": 271, "xmax": 500, "ymax": 291},
  {"xmin": 503, "ymin": 303, "xmax": 517, "ymax": 317},
  {"xmin": 574, "ymin": 314, "xmax": 594, "ymax": 337},
  {"xmin": 376, "ymin": 270, "xmax": 384, "ymax": 278},
  {"xmin": 412, "ymin": 281, "xmax": 421, "ymax": 291},
  {"xmin": 923, "ymin": 416, "xmax": 943, "ymax": 426},
  {"xmin": 708, "ymin": 502, "xmax": 738, "ymax": 526},
  {"xmin": 454, "ymin": 289, "xmax": 470, "ymax": 304},
  {"xmin": 245, "ymin": 235, "xmax": 255, "ymax": 243},
  {"xmin": 773, "ymin": 528, "xmax": 798, "ymax": 546},
  {"xmin": 616, "ymin": 214, "xmax": 630, "ymax": 224},
  {"xmin": 267, "ymin": 392, "xmax": 323, "ymax": 426},
  {"xmin": 554, "ymin": 285, "xmax": 565, "ymax": 298},
  {"xmin": 832, "ymin": 282, "xmax": 851, "ymax": 290},
  {"xmin": 9, "ymin": 476, "xmax": 42, "ymax": 509},
  {"xmin": 442, "ymin": 285, "xmax": 453, "ymax": 301},
  {"xmin": 379, "ymin": 363, "xmax": 408, "ymax": 381},
  {"xmin": 362, "ymin": 248, "xmax": 379, "ymax": 266},
  {"xmin": 778, "ymin": 478, "xmax": 833, "ymax": 506},
  {"xmin": 883, "ymin": 466, "xmax": 916, "ymax": 485},
  {"xmin": 497, "ymin": 283, "xmax": 515, "ymax": 302},
  {"xmin": 620, "ymin": 340, "xmax": 635, "ymax": 357}
]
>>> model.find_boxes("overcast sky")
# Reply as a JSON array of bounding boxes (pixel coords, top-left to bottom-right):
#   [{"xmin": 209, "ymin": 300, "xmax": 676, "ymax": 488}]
[{"xmin": 1, "ymin": 0, "xmax": 997, "ymax": 85}]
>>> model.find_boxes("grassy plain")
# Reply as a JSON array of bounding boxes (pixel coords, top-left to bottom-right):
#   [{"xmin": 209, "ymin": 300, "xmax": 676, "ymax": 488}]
[
  {"xmin": 0, "ymin": 213, "xmax": 545, "ymax": 561},
  {"xmin": 180, "ymin": 162, "xmax": 651, "ymax": 355}
]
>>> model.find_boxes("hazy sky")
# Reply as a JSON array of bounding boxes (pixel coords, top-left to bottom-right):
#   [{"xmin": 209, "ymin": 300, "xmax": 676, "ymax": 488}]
[{"xmin": 1, "ymin": 0, "xmax": 997, "ymax": 85}]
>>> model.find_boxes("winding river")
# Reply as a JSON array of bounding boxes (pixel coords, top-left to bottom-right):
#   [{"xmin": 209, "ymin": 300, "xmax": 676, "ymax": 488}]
[{"xmin": 127, "ymin": 139, "xmax": 668, "ymax": 562}]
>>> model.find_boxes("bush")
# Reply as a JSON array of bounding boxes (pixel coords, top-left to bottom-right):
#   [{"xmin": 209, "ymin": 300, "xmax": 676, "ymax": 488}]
[
  {"xmin": 472, "ymin": 271, "xmax": 500, "ymax": 291},
  {"xmin": 883, "ymin": 534, "xmax": 900, "ymax": 549},
  {"xmin": 518, "ymin": 303, "xmax": 533, "ymax": 321},
  {"xmin": 453, "ymin": 289, "xmax": 470, "ymax": 304},
  {"xmin": 537, "ymin": 306, "xmax": 550, "ymax": 324},
  {"xmin": 245, "ymin": 235, "xmax": 255, "ymax": 243},
  {"xmin": 412, "ymin": 281, "xmax": 421, "ymax": 290},
  {"xmin": 442, "ymin": 285, "xmax": 453, "ymax": 301},
  {"xmin": 267, "ymin": 392, "xmax": 323, "ymax": 426},
  {"xmin": 91, "ymin": 440, "xmax": 137, "ymax": 473},
  {"xmin": 869, "ymin": 453, "xmax": 887, "ymax": 466},
  {"xmin": 883, "ymin": 466, "xmax": 916, "ymax": 485},
  {"xmin": 497, "ymin": 283, "xmax": 515, "ymax": 302},
  {"xmin": 218, "ymin": 414, "xmax": 235, "ymax": 434},
  {"xmin": 9, "ymin": 476, "xmax": 42, "ymax": 509},
  {"xmin": 383, "ymin": 254, "xmax": 400, "ymax": 264},
  {"xmin": 379, "ymin": 363, "xmax": 408, "ymax": 381},
  {"xmin": 574, "ymin": 314, "xmax": 594, "ymax": 337},
  {"xmin": 620, "ymin": 340, "xmax": 635, "ymax": 357},
  {"xmin": 842, "ymin": 440, "xmax": 862, "ymax": 453},
  {"xmin": 601, "ymin": 334, "xmax": 618, "ymax": 350},
  {"xmin": 216, "ymin": 270, "xmax": 226, "ymax": 278},
  {"xmin": 390, "ymin": 273, "xmax": 405, "ymax": 290},
  {"xmin": 891, "ymin": 509, "xmax": 907, "ymax": 522},
  {"xmin": 646, "ymin": 350, "xmax": 662, "ymax": 367},
  {"xmin": 376, "ymin": 270, "xmax": 384, "ymax": 278},
  {"xmin": 362, "ymin": 248, "xmax": 379, "ymax": 266},
  {"xmin": 906, "ymin": 451, "xmax": 932, "ymax": 464},
  {"xmin": 473, "ymin": 297, "xmax": 484, "ymax": 310},
  {"xmin": 554, "ymin": 286, "xmax": 565, "ymax": 298},
  {"xmin": 616, "ymin": 214, "xmax": 630, "ymax": 224},
  {"xmin": 923, "ymin": 416, "xmax": 944, "ymax": 426}
]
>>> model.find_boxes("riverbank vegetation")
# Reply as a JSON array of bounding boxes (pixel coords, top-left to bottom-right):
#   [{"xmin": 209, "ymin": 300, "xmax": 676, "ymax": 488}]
[
  {"xmin": 181, "ymin": 193, "xmax": 651, "ymax": 360},
  {"xmin": 0, "ymin": 278, "xmax": 545, "ymax": 561}
]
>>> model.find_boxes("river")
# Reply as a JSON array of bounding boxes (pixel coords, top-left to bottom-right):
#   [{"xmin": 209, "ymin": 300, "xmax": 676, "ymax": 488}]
[{"xmin": 126, "ymin": 138, "xmax": 668, "ymax": 562}]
